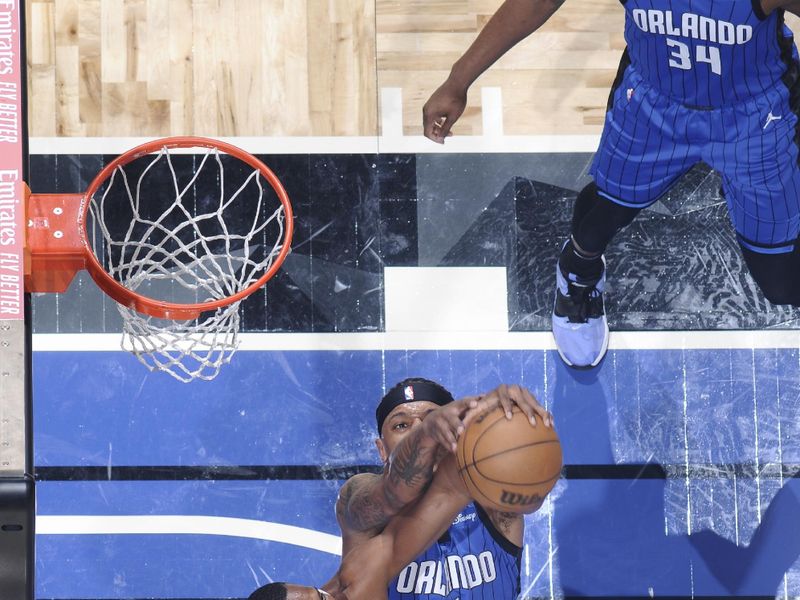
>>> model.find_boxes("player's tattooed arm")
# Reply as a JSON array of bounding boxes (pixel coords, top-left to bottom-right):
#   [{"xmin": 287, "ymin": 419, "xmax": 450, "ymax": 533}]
[
  {"xmin": 387, "ymin": 427, "xmax": 444, "ymax": 492},
  {"xmin": 337, "ymin": 397, "xmax": 481, "ymax": 534},
  {"xmin": 336, "ymin": 475, "xmax": 390, "ymax": 534},
  {"xmin": 337, "ymin": 429, "xmax": 443, "ymax": 533}
]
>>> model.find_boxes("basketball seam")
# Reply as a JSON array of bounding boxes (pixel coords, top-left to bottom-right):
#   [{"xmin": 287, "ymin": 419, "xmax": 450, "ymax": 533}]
[
  {"xmin": 463, "ymin": 463, "xmax": 504, "ymax": 509},
  {"xmin": 477, "ymin": 470, "xmax": 561, "ymax": 488},
  {"xmin": 462, "ymin": 456, "xmax": 561, "ymax": 487},
  {"xmin": 472, "ymin": 441, "xmax": 562, "ymax": 485},
  {"xmin": 468, "ymin": 409, "xmax": 561, "ymax": 486},
  {"xmin": 473, "ymin": 439, "xmax": 561, "ymax": 466},
  {"xmin": 465, "ymin": 455, "xmax": 501, "ymax": 509},
  {"xmin": 457, "ymin": 407, "xmax": 557, "ymax": 509},
  {"xmin": 473, "ymin": 409, "xmax": 559, "ymax": 458},
  {"xmin": 462, "ymin": 416, "xmax": 502, "ymax": 509}
]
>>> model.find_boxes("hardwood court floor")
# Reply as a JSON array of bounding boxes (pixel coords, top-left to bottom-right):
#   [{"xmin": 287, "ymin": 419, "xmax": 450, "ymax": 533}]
[{"xmin": 25, "ymin": 0, "xmax": 800, "ymax": 138}]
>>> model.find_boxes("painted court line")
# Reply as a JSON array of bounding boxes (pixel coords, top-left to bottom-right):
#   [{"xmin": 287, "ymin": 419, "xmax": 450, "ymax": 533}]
[
  {"xmin": 36, "ymin": 515, "xmax": 342, "ymax": 556},
  {"xmin": 32, "ymin": 330, "xmax": 800, "ymax": 352},
  {"xmin": 380, "ymin": 88, "xmax": 404, "ymax": 138},
  {"xmin": 384, "ymin": 267, "xmax": 509, "ymax": 332},
  {"xmin": 30, "ymin": 135, "xmax": 602, "ymax": 155},
  {"xmin": 481, "ymin": 87, "xmax": 504, "ymax": 137}
]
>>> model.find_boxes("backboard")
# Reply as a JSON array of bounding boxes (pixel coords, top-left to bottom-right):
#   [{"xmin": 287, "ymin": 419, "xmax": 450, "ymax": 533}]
[{"xmin": 0, "ymin": 1, "xmax": 34, "ymax": 598}]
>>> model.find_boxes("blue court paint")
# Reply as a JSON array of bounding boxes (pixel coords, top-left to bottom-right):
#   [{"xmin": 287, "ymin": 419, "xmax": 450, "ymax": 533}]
[{"xmin": 33, "ymin": 347, "xmax": 800, "ymax": 598}]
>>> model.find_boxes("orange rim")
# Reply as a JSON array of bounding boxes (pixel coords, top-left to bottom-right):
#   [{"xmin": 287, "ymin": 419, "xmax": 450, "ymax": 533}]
[{"xmin": 79, "ymin": 136, "xmax": 294, "ymax": 320}]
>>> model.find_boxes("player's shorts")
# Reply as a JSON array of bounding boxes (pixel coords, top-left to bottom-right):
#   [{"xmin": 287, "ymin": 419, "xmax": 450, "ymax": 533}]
[{"xmin": 590, "ymin": 61, "xmax": 800, "ymax": 254}]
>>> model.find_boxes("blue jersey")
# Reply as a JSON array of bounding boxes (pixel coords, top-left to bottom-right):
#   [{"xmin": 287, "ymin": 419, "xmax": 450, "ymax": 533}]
[
  {"xmin": 387, "ymin": 503, "xmax": 521, "ymax": 599},
  {"xmin": 591, "ymin": 1, "xmax": 800, "ymax": 250},
  {"xmin": 622, "ymin": 0, "xmax": 796, "ymax": 107}
]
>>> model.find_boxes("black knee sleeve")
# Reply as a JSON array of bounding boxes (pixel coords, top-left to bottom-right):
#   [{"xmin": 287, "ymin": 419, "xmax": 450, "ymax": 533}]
[
  {"xmin": 570, "ymin": 182, "xmax": 601, "ymax": 232},
  {"xmin": 740, "ymin": 244, "xmax": 800, "ymax": 306},
  {"xmin": 571, "ymin": 182, "xmax": 642, "ymax": 255}
]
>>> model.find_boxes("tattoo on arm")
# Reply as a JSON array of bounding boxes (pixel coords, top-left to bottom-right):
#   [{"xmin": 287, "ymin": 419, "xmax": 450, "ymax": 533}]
[
  {"xmin": 339, "ymin": 428, "xmax": 443, "ymax": 533},
  {"xmin": 338, "ymin": 478, "xmax": 393, "ymax": 533},
  {"xmin": 386, "ymin": 430, "xmax": 441, "ymax": 498}
]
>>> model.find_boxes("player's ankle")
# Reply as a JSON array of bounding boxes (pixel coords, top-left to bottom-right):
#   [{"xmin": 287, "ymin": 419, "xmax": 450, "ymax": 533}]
[{"xmin": 558, "ymin": 238, "xmax": 604, "ymax": 285}]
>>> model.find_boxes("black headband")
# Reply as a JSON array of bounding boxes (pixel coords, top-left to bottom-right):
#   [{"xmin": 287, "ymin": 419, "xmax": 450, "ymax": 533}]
[{"xmin": 376, "ymin": 381, "xmax": 454, "ymax": 434}]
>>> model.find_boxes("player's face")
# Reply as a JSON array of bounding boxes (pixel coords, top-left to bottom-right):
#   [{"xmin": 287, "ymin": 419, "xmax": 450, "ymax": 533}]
[{"xmin": 376, "ymin": 400, "xmax": 440, "ymax": 460}]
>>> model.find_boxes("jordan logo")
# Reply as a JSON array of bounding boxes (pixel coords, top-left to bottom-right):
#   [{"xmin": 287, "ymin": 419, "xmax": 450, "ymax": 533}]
[{"xmin": 763, "ymin": 111, "xmax": 782, "ymax": 130}]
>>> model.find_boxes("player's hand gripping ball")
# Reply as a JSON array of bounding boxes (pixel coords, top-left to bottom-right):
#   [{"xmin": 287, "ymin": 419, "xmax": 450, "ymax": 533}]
[{"xmin": 457, "ymin": 406, "xmax": 562, "ymax": 513}]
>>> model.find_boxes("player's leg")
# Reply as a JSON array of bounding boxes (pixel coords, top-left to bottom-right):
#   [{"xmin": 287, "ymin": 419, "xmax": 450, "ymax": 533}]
[
  {"xmin": 562, "ymin": 181, "xmax": 642, "ymax": 286},
  {"xmin": 739, "ymin": 246, "xmax": 800, "ymax": 306},
  {"xmin": 708, "ymin": 86, "xmax": 800, "ymax": 307},
  {"xmin": 553, "ymin": 52, "xmax": 699, "ymax": 367},
  {"xmin": 569, "ymin": 182, "xmax": 642, "ymax": 255},
  {"xmin": 553, "ymin": 183, "xmax": 640, "ymax": 368},
  {"xmin": 720, "ymin": 166, "xmax": 800, "ymax": 306}
]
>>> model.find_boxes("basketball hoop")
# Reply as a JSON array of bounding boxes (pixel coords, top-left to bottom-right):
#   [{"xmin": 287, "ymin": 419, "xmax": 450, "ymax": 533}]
[{"xmin": 24, "ymin": 137, "xmax": 294, "ymax": 382}]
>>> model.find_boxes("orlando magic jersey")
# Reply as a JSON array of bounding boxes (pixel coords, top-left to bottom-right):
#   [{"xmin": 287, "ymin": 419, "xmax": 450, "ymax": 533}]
[
  {"xmin": 387, "ymin": 503, "xmax": 521, "ymax": 600},
  {"xmin": 591, "ymin": 1, "xmax": 800, "ymax": 249},
  {"xmin": 622, "ymin": 0, "xmax": 795, "ymax": 107}
]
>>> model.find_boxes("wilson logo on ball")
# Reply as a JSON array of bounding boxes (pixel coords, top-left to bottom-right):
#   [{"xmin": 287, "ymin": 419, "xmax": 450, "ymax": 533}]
[{"xmin": 500, "ymin": 490, "xmax": 543, "ymax": 507}]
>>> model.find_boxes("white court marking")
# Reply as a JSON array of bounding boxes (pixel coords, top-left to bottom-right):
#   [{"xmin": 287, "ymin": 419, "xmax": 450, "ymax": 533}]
[
  {"xmin": 33, "ymin": 263, "xmax": 799, "ymax": 351},
  {"xmin": 30, "ymin": 134, "xmax": 602, "ymax": 155},
  {"xmin": 32, "ymin": 330, "xmax": 800, "ymax": 352},
  {"xmin": 27, "ymin": 145, "xmax": 798, "ymax": 352},
  {"xmin": 384, "ymin": 267, "xmax": 509, "ymax": 332},
  {"xmin": 36, "ymin": 515, "xmax": 342, "ymax": 556},
  {"xmin": 481, "ymin": 87, "xmax": 504, "ymax": 137},
  {"xmin": 380, "ymin": 88, "xmax": 404, "ymax": 138}
]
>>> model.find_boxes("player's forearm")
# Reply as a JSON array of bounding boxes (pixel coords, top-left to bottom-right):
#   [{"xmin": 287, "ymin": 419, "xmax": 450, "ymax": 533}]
[
  {"xmin": 446, "ymin": 0, "xmax": 566, "ymax": 91},
  {"xmin": 383, "ymin": 424, "xmax": 444, "ymax": 509},
  {"xmin": 339, "ymin": 425, "xmax": 444, "ymax": 534},
  {"xmin": 385, "ymin": 456, "xmax": 472, "ymax": 577}
]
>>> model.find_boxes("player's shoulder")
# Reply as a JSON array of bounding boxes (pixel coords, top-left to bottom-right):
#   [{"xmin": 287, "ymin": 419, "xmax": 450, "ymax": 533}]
[
  {"xmin": 343, "ymin": 471, "xmax": 381, "ymax": 489},
  {"xmin": 476, "ymin": 504, "xmax": 525, "ymax": 550},
  {"xmin": 480, "ymin": 505, "xmax": 524, "ymax": 527},
  {"xmin": 337, "ymin": 472, "xmax": 382, "ymax": 508}
]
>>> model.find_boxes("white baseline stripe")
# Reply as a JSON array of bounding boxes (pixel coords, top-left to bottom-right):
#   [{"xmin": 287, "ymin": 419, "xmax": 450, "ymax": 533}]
[
  {"xmin": 380, "ymin": 88, "xmax": 404, "ymax": 138},
  {"xmin": 31, "ymin": 136, "xmax": 380, "ymax": 156},
  {"xmin": 481, "ymin": 87, "xmax": 504, "ymax": 137},
  {"xmin": 30, "ymin": 135, "xmax": 601, "ymax": 156},
  {"xmin": 32, "ymin": 330, "xmax": 800, "ymax": 352},
  {"xmin": 379, "ymin": 134, "xmax": 600, "ymax": 154},
  {"xmin": 36, "ymin": 515, "xmax": 342, "ymax": 556}
]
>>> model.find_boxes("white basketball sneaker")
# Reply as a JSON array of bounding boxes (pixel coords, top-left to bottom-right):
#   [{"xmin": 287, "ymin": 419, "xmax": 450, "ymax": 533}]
[{"xmin": 551, "ymin": 257, "xmax": 610, "ymax": 368}]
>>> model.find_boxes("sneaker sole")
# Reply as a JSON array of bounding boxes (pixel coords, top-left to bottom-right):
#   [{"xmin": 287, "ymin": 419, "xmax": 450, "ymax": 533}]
[{"xmin": 554, "ymin": 323, "xmax": 610, "ymax": 370}]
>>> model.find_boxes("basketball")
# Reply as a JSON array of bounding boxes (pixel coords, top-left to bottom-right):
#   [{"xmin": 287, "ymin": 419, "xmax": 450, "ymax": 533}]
[{"xmin": 457, "ymin": 406, "xmax": 562, "ymax": 513}]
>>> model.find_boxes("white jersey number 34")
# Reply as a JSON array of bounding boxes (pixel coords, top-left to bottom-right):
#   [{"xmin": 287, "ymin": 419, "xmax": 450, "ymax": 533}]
[{"xmin": 667, "ymin": 39, "xmax": 722, "ymax": 75}]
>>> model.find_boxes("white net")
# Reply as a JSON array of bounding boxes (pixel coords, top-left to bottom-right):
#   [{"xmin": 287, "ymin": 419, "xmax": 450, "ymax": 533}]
[{"xmin": 85, "ymin": 144, "xmax": 289, "ymax": 382}]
